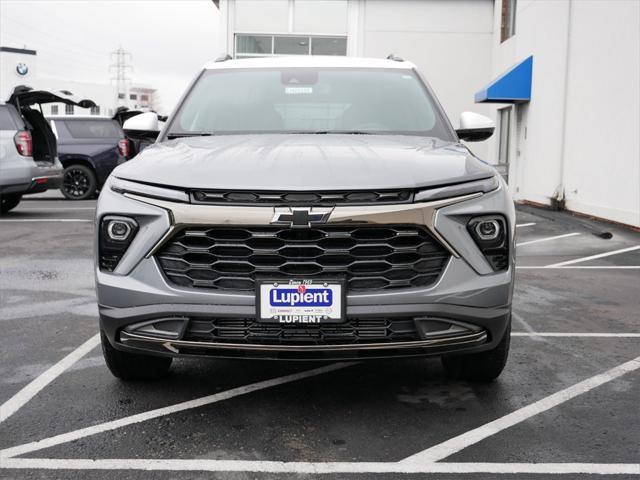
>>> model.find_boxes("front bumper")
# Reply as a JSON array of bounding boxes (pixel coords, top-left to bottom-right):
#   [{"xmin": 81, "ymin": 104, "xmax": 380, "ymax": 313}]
[{"xmin": 96, "ymin": 179, "xmax": 515, "ymax": 360}]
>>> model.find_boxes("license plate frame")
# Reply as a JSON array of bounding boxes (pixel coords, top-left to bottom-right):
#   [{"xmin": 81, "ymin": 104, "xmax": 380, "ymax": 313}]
[{"xmin": 256, "ymin": 278, "xmax": 346, "ymax": 324}]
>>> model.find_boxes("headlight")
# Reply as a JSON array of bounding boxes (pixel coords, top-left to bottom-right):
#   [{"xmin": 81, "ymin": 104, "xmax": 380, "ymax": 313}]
[
  {"xmin": 99, "ymin": 216, "xmax": 139, "ymax": 272},
  {"xmin": 467, "ymin": 215, "xmax": 509, "ymax": 271},
  {"xmin": 415, "ymin": 175, "xmax": 499, "ymax": 203},
  {"xmin": 110, "ymin": 176, "xmax": 189, "ymax": 203}
]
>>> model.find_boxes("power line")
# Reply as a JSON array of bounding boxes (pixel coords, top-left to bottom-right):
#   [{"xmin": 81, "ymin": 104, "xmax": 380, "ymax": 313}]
[{"xmin": 109, "ymin": 47, "xmax": 133, "ymax": 107}]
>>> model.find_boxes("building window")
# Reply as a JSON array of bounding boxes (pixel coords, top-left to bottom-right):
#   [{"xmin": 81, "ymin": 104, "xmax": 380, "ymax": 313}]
[
  {"xmin": 118, "ymin": 93, "xmax": 125, "ymax": 99},
  {"xmin": 50, "ymin": 105, "xmax": 58, "ymax": 115},
  {"xmin": 129, "ymin": 94, "xmax": 137, "ymax": 100},
  {"xmin": 65, "ymin": 104, "xmax": 74, "ymax": 115},
  {"xmin": 274, "ymin": 36, "xmax": 309, "ymax": 55},
  {"xmin": 236, "ymin": 35, "xmax": 273, "ymax": 55},
  {"xmin": 311, "ymin": 37, "xmax": 347, "ymax": 56},
  {"xmin": 235, "ymin": 34, "xmax": 346, "ymax": 58},
  {"xmin": 90, "ymin": 106, "xmax": 101, "ymax": 115},
  {"xmin": 141, "ymin": 94, "xmax": 149, "ymax": 101},
  {"xmin": 501, "ymin": 0, "xmax": 517, "ymax": 42}
]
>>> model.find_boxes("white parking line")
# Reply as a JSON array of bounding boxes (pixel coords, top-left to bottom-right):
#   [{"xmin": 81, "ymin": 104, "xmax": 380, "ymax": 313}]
[
  {"xmin": 15, "ymin": 207, "xmax": 96, "ymax": 211},
  {"xmin": 511, "ymin": 313, "xmax": 547, "ymax": 342},
  {"xmin": 1, "ymin": 458, "xmax": 638, "ymax": 475},
  {"xmin": 0, "ymin": 362, "xmax": 356, "ymax": 459},
  {"xmin": 517, "ymin": 266, "xmax": 640, "ymax": 270},
  {"xmin": 0, "ymin": 334, "xmax": 100, "ymax": 423},
  {"xmin": 515, "ymin": 222, "xmax": 536, "ymax": 228},
  {"xmin": 545, "ymin": 245, "xmax": 640, "ymax": 267},
  {"xmin": 512, "ymin": 332, "xmax": 640, "ymax": 337},
  {"xmin": 400, "ymin": 355, "xmax": 640, "ymax": 464},
  {"xmin": 0, "ymin": 219, "xmax": 93, "ymax": 223},
  {"xmin": 516, "ymin": 232, "xmax": 580, "ymax": 247}
]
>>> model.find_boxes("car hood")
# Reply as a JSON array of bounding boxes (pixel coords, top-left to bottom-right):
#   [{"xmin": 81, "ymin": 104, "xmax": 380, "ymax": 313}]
[{"xmin": 114, "ymin": 134, "xmax": 496, "ymax": 191}]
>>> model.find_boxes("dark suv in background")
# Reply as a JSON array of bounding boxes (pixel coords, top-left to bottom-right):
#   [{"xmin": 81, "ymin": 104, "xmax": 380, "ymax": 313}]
[{"xmin": 49, "ymin": 116, "xmax": 129, "ymax": 200}]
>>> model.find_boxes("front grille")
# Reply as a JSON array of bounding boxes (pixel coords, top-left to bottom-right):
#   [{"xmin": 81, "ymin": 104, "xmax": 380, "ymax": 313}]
[
  {"xmin": 191, "ymin": 189, "xmax": 413, "ymax": 206},
  {"xmin": 184, "ymin": 317, "xmax": 420, "ymax": 345},
  {"xmin": 156, "ymin": 225, "xmax": 450, "ymax": 292}
]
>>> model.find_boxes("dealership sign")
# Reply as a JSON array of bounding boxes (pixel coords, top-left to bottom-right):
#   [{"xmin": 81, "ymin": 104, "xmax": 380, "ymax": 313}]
[{"xmin": 16, "ymin": 62, "xmax": 28, "ymax": 76}]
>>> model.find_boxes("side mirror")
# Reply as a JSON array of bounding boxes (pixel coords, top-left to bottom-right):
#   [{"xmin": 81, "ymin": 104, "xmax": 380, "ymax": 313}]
[
  {"xmin": 122, "ymin": 112, "xmax": 159, "ymax": 132},
  {"xmin": 456, "ymin": 112, "xmax": 495, "ymax": 142}
]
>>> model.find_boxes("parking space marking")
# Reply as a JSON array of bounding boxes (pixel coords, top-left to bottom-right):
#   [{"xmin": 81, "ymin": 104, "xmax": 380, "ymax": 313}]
[
  {"xmin": 14, "ymin": 207, "xmax": 96, "ymax": 211},
  {"xmin": 512, "ymin": 313, "xmax": 547, "ymax": 342},
  {"xmin": 512, "ymin": 332, "xmax": 640, "ymax": 337},
  {"xmin": 515, "ymin": 222, "xmax": 536, "ymax": 228},
  {"xmin": 545, "ymin": 245, "xmax": 640, "ymax": 267},
  {"xmin": 0, "ymin": 334, "xmax": 100, "ymax": 423},
  {"xmin": 0, "ymin": 362, "xmax": 356, "ymax": 459},
  {"xmin": 517, "ymin": 265, "xmax": 640, "ymax": 269},
  {"xmin": 0, "ymin": 219, "xmax": 93, "ymax": 223},
  {"xmin": 1, "ymin": 458, "xmax": 639, "ymax": 475},
  {"xmin": 516, "ymin": 232, "xmax": 580, "ymax": 247},
  {"xmin": 400, "ymin": 355, "xmax": 640, "ymax": 464}
]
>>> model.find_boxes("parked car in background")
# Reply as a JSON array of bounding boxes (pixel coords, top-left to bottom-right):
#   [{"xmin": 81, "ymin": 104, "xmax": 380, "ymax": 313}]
[
  {"xmin": 49, "ymin": 116, "xmax": 130, "ymax": 200},
  {"xmin": 0, "ymin": 86, "xmax": 94, "ymax": 213},
  {"xmin": 113, "ymin": 107, "xmax": 167, "ymax": 156}
]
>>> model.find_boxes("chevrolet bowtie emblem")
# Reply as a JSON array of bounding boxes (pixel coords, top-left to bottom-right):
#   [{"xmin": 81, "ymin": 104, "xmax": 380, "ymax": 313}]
[{"xmin": 271, "ymin": 207, "xmax": 333, "ymax": 228}]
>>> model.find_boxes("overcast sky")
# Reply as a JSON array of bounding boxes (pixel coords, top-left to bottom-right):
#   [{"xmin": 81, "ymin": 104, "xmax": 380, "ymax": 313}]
[{"xmin": 0, "ymin": 0, "xmax": 221, "ymax": 112}]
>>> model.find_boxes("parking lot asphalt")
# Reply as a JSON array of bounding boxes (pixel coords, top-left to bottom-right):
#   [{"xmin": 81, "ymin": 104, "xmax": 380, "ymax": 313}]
[{"xmin": 0, "ymin": 194, "xmax": 639, "ymax": 480}]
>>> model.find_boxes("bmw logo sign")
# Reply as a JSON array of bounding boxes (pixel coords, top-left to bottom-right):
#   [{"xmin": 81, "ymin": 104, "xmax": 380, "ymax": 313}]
[{"xmin": 16, "ymin": 63, "xmax": 29, "ymax": 76}]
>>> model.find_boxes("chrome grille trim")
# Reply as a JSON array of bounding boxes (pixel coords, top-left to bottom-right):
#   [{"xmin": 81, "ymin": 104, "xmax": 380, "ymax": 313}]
[
  {"xmin": 120, "ymin": 330, "xmax": 488, "ymax": 352},
  {"xmin": 124, "ymin": 191, "xmax": 483, "ymax": 259}
]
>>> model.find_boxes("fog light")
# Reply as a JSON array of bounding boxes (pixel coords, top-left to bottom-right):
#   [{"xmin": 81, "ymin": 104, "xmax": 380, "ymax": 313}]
[
  {"xmin": 475, "ymin": 219, "xmax": 500, "ymax": 241},
  {"xmin": 107, "ymin": 220, "xmax": 133, "ymax": 241},
  {"xmin": 99, "ymin": 216, "xmax": 138, "ymax": 272},
  {"xmin": 467, "ymin": 215, "xmax": 509, "ymax": 272}
]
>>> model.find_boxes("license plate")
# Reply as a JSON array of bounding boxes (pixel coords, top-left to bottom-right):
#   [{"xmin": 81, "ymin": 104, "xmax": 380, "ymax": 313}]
[{"xmin": 257, "ymin": 279, "xmax": 345, "ymax": 323}]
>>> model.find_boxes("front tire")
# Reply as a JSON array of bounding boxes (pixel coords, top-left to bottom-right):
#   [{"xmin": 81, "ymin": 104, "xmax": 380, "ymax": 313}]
[
  {"xmin": 441, "ymin": 321, "xmax": 511, "ymax": 382},
  {"xmin": 101, "ymin": 331, "xmax": 172, "ymax": 381},
  {"xmin": 1, "ymin": 194, "xmax": 22, "ymax": 214},
  {"xmin": 61, "ymin": 164, "xmax": 97, "ymax": 200}
]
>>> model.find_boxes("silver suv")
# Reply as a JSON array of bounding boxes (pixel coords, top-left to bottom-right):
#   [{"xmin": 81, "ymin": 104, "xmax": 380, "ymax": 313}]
[
  {"xmin": 96, "ymin": 57, "xmax": 515, "ymax": 382},
  {"xmin": 0, "ymin": 87, "xmax": 95, "ymax": 213}
]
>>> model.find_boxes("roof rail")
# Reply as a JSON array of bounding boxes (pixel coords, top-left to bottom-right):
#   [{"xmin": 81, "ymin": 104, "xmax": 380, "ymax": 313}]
[
  {"xmin": 215, "ymin": 54, "xmax": 233, "ymax": 62},
  {"xmin": 386, "ymin": 53, "xmax": 404, "ymax": 62}
]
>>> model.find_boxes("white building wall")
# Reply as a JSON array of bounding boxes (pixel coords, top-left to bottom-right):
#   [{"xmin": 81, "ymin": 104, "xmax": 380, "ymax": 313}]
[
  {"xmin": 490, "ymin": 0, "xmax": 573, "ymax": 206},
  {"xmin": 0, "ymin": 48, "xmax": 38, "ymax": 101},
  {"xmin": 490, "ymin": 0, "xmax": 640, "ymax": 227},
  {"xmin": 561, "ymin": 0, "xmax": 640, "ymax": 227}
]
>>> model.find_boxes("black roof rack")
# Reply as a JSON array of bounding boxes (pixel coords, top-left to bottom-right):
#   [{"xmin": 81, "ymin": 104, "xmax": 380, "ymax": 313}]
[
  {"xmin": 215, "ymin": 54, "xmax": 233, "ymax": 62},
  {"xmin": 386, "ymin": 54, "xmax": 404, "ymax": 62}
]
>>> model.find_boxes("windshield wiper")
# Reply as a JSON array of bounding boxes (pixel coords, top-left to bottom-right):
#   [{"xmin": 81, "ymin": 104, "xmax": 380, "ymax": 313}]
[{"xmin": 166, "ymin": 132, "xmax": 215, "ymax": 139}]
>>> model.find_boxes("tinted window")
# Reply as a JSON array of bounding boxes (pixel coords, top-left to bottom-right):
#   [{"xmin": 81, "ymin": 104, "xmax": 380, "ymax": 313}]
[
  {"xmin": 311, "ymin": 37, "xmax": 347, "ymax": 56},
  {"xmin": 0, "ymin": 106, "xmax": 17, "ymax": 130},
  {"xmin": 64, "ymin": 120, "xmax": 121, "ymax": 138},
  {"xmin": 168, "ymin": 68, "xmax": 453, "ymax": 140}
]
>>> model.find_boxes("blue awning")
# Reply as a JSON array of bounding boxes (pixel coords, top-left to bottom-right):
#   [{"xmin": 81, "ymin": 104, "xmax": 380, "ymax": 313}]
[{"xmin": 475, "ymin": 56, "xmax": 533, "ymax": 103}]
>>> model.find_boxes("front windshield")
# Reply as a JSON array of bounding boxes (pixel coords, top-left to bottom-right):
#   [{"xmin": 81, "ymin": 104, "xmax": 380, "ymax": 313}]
[{"xmin": 166, "ymin": 67, "xmax": 454, "ymax": 140}]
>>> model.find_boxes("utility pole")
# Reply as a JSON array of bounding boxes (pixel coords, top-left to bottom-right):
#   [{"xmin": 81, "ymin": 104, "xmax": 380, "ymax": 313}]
[{"xmin": 109, "ymin": 47, "xmax": 133, "ymax": 109}]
